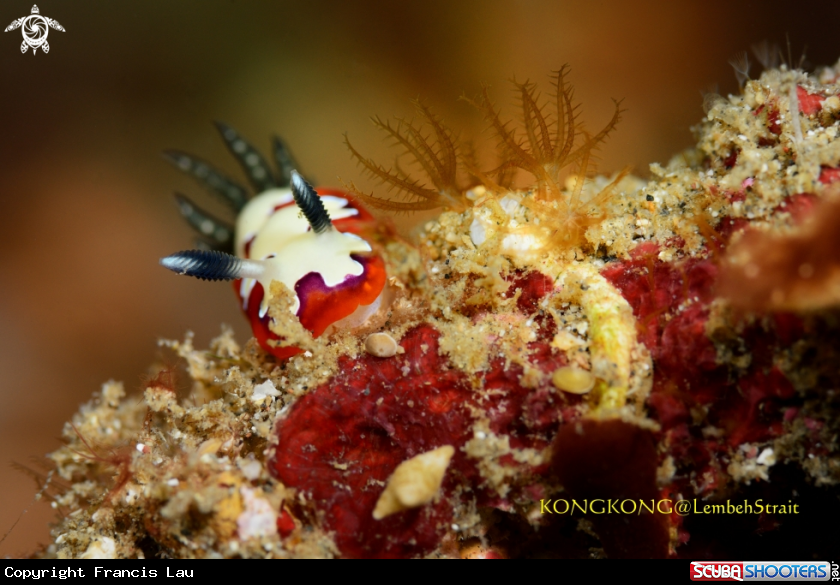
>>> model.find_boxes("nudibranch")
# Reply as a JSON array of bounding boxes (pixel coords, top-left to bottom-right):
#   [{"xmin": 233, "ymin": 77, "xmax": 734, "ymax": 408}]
[{"xmin": 160, "ymin": 124, "xmax": 388, "ymax": 359}]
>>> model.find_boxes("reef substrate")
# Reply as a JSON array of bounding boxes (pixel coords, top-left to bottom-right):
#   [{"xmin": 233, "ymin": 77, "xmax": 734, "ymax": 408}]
[{"xmin": 36, "ymin": 60, "xmax": 840, "ymax": 559}]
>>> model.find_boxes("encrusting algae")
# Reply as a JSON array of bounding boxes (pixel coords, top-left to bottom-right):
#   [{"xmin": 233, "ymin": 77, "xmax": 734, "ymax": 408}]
[{"xmin": 28, "ymin": 58, "xmax": 840, "ymax": 558}]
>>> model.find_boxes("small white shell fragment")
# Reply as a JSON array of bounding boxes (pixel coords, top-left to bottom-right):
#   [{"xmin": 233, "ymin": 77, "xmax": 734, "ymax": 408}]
[
  {"xmin": 80, "ymin": 537, "xmax": 117, "ymax": 559},
  {"xmin": 364, "ymin": 332, "xmax": 404, "ymax": 358},
  {"xmin": 469, "ymin": 218, "xmax": 487, "ymax": 246},
  {"xmin": 756, "ymin": 447, "xmax": 776, "ymax": 466},
  {"xmin": 373, "ymin": 445, "xmax": 455, "ymax": 520},
  {"xmin": 551, "ymin": 366, "xmax": 596, "ymax": 394},
  {"xmin": 251, "ymin": 379, "xmax": 280, "ymax": 402}
]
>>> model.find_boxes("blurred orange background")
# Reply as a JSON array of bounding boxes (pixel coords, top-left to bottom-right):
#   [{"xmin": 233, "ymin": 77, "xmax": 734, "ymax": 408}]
[{"xmin": 1, "ymin": 0, "xmax": 838, "ymax": 557}]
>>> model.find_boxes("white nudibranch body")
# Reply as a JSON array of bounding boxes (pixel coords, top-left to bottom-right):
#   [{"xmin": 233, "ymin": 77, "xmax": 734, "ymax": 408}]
[{"xmin": 235, "ymin": 189, "xmax": 371, "ymax": 316}]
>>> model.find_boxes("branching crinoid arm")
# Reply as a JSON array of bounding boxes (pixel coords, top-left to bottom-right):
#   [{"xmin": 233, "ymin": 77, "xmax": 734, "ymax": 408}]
[
  {"xmin": 516, "ymin": 78, "xmax": 561, "ymax": 175},
  {"xmin": 566, "ymin": 142, "xmax": 594, "ymax": 214},
  {"xmin": 466, "ymin": 66, "xmax": 623, "ymax": 202},
  {"xmin": 548, "ymin": 66, "xmax": 625, "ymax": 176},
  {"xmin": 344, "ymin": 135, "xmax": 443, "ymax": 213},
  {"xmin": 463, "ymin": 85, "xmax": 547, "ymax": 189},
  {"xmin": 343, "ymin": 100, "xmax": 468, "ymax": 213},
  {"xmin": 344, "ymin": 67, "xmax": 623, "ymax": 217},
  {"xmin": 562, "ymin": 98, "xmax": 623, "ymax": 172},
  {"xmin": 552, "ymin": 66, "xmax": 578, "ymax": 165}
]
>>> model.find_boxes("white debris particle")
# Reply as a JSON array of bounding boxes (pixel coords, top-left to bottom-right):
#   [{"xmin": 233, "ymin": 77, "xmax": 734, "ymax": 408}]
[
  {"xmin": 80, "ymin": 537, "xmax": 117, "ymax": 559},
  {"xmin": 251, "ymin": 379, "xmax": 280, "ymax": 402},
  {"xmin": 239, "ymin": 459, "xmax": 263, "ymax": 481},
  {"xmin": 237, "ymin": 487, "xmax": 278, "ymax": 540},
  {"xmin": 756, "ymin": 448, "xmax": 776, "ymax": 466},
  {"xmin": 364, "ymin": 332, "xmax": 404, "ymax": 358}
]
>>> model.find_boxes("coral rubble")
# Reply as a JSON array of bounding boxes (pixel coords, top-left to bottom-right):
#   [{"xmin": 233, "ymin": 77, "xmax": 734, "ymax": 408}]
[{"xmin": 35, "ymin": 60, "xmax": 840, "ymax": 559}]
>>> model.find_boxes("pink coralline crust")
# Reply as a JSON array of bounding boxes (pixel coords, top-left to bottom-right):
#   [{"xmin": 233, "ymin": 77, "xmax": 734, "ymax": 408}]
[
  {"xmin": 818, "ymin": 165, "xmax": 840, "ymax": 185},
  {"xmin": 723, "ymin": 149, "xmax": 739, "ymax": 169},
  {"xmin": 270, "ymin": 271, "xmax": 574, "ymax": 558},
  {"xmin": 797, "ymin": 86, "xmax": 826, "ymax": 117},
  {"xmin": 725, "ymin": 190, "xmax": 747, "ymax": 203},
  {"xmin": 276, "ymin": 508, "xmax": 296, "ymax": 538},
  {"xmin": 509, "ymin": 271, "xmax": 554, "ymax": 313},
  {"xmin": 599, "ymin": 242, "xmax": 718, "ymax": 356},
  {"xmin": 601, "ymin": 232, "xmax": 803, "ymax": 501},
  {"xmin": 717, "ymin": 217, "xmax": 749, "ymax": 245},
  {"xmin": 271, "ymin": 325, "xmax": 464, "ymax": 558},
  {"xmin": 775, "ymin": 192, "xmax": 818, "ymax": 222},
  {"xmin": 266, "ymin": 198, "xmax": 821, "ymax": 556},
  {"xmin": 753, "ymin": 102, "xmax": 782, "ymax": 142}
]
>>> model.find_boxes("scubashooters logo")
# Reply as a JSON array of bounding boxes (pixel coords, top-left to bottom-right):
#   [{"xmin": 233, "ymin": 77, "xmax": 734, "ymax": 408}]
[
  {"xmin": 5, "ymin": 5, "xmax": 65, "ymax": 54},
  {"xmin": 690, "ymin": 561, "xmax": 832, "ymax": 581}
]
